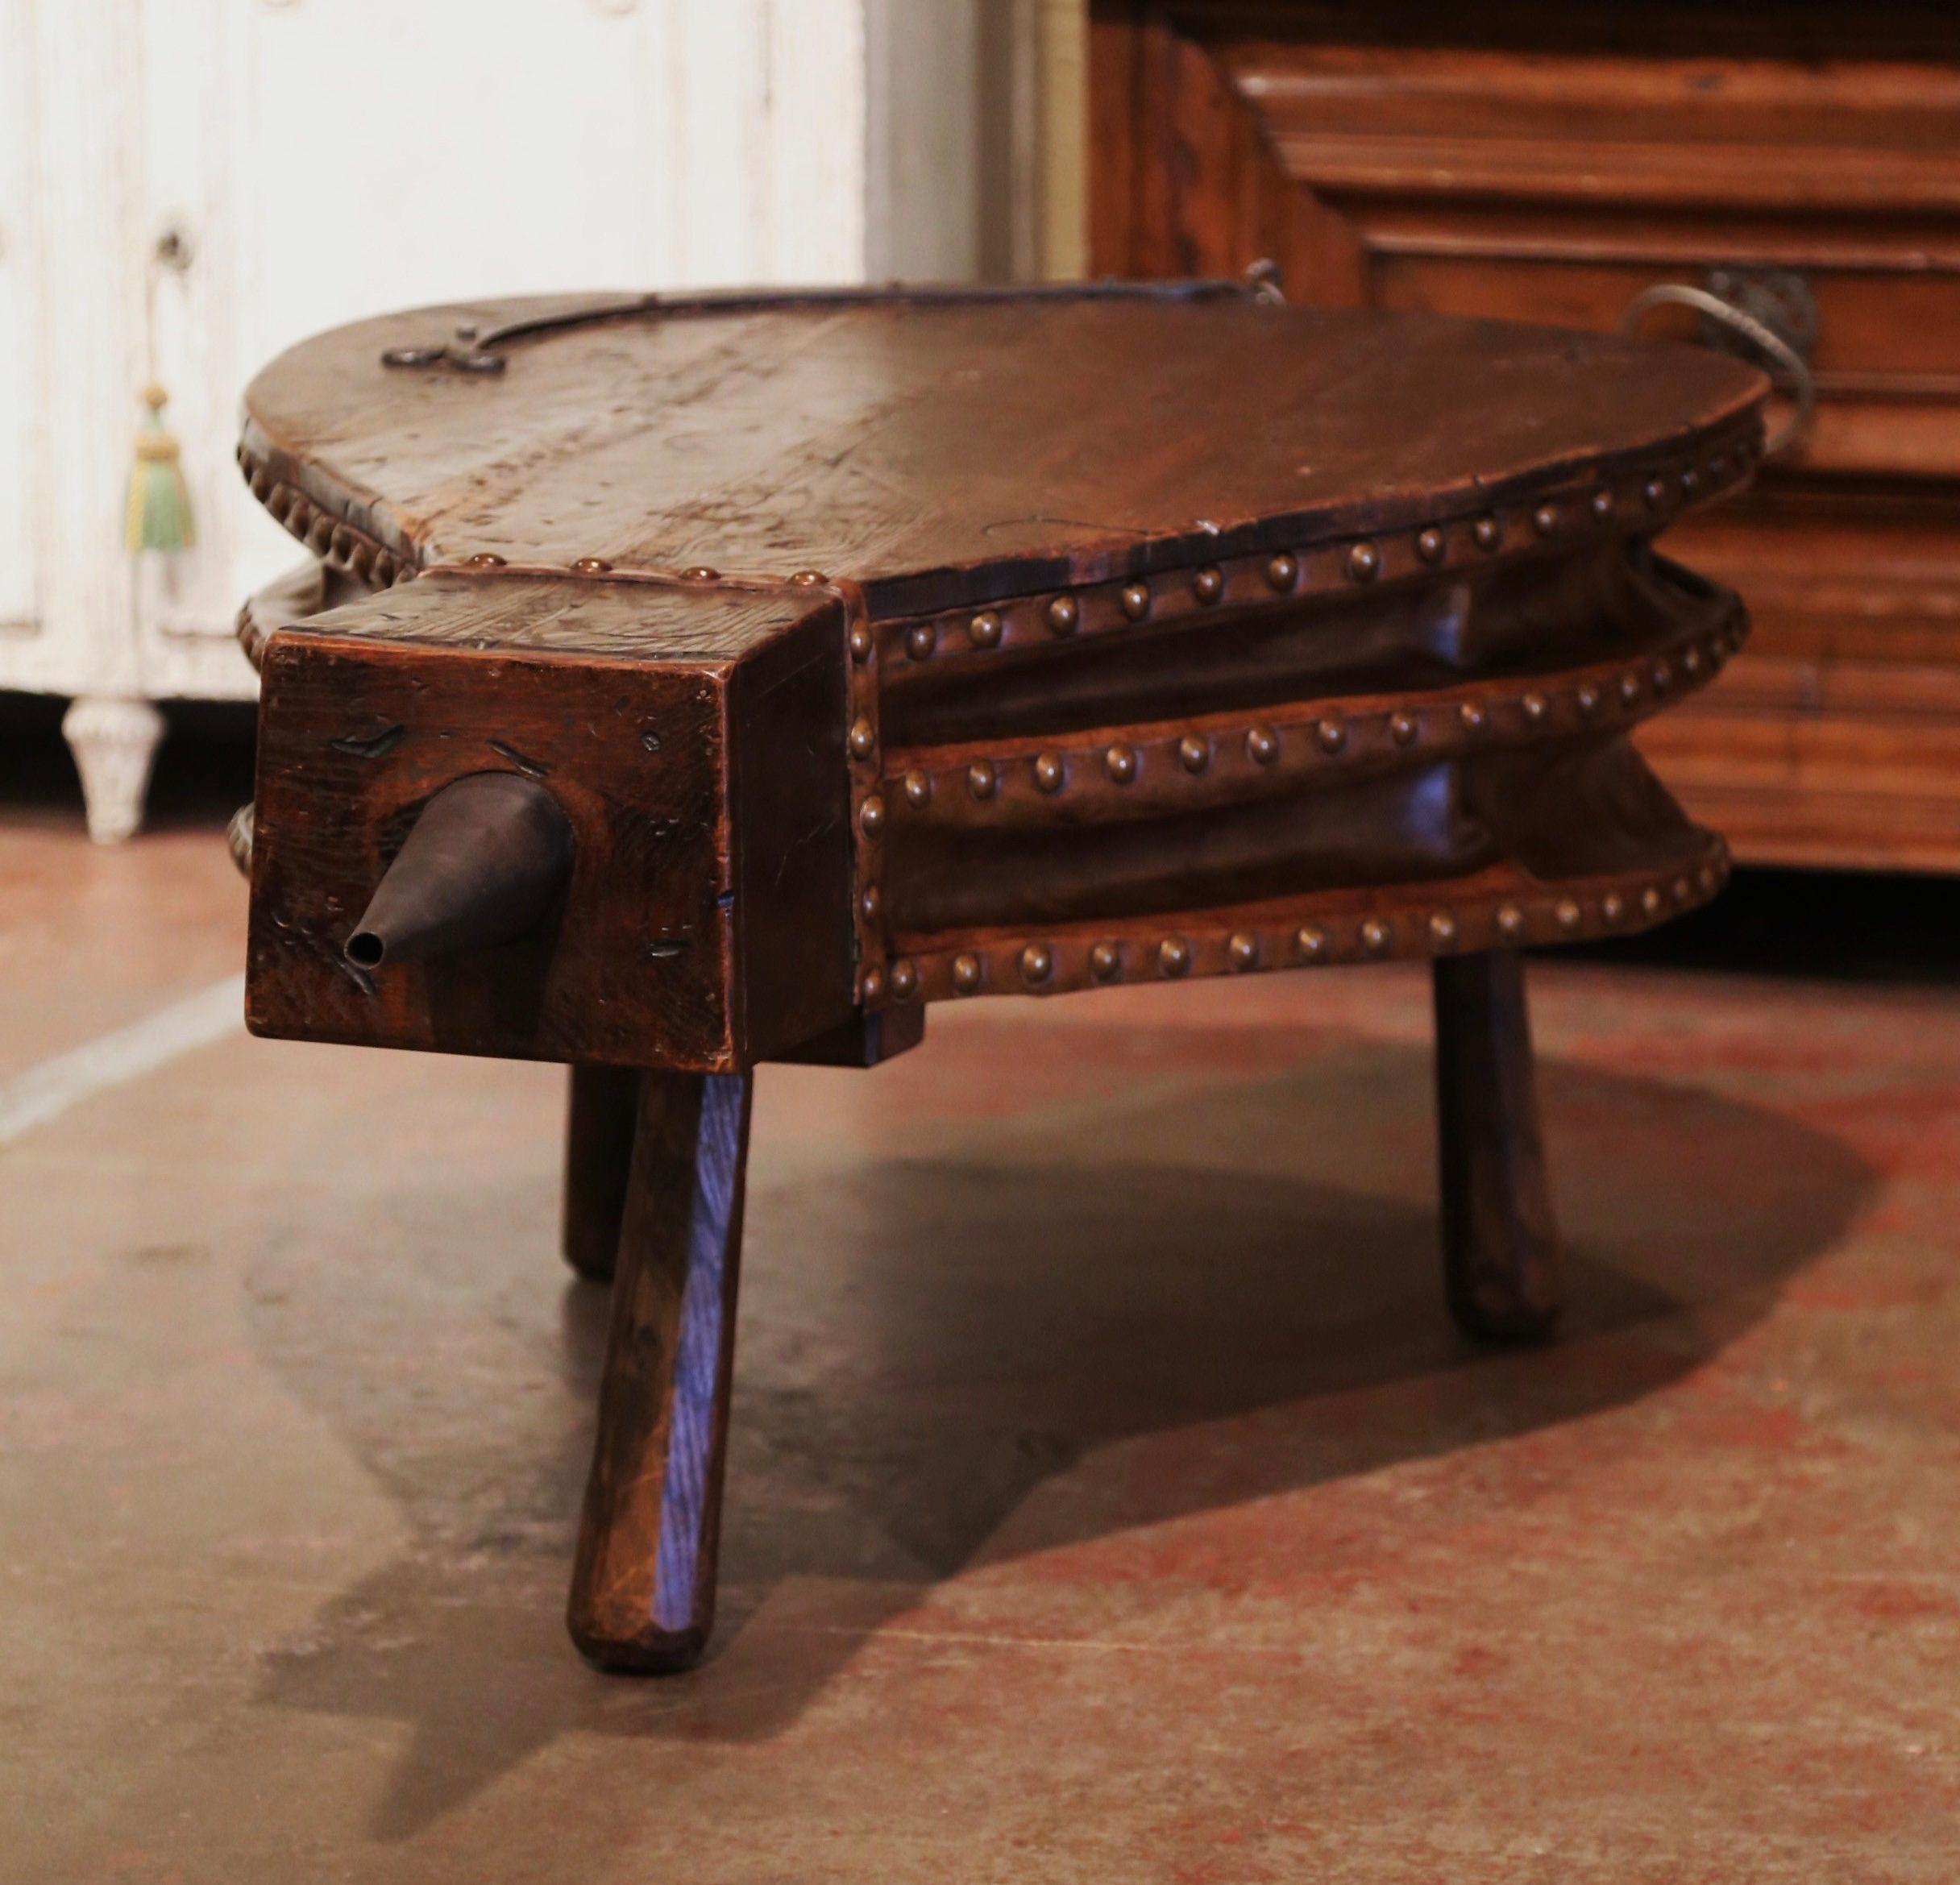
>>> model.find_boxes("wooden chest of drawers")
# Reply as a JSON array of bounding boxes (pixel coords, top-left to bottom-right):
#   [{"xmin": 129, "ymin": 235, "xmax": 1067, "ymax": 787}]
[{"xmin": 1090, "ymin": 1, "xmax": 1960, "ymax": 871}]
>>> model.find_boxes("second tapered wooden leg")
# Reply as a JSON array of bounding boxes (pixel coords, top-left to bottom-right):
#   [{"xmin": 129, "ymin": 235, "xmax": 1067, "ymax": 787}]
[
  {"xmin": 567, "ymin": 1069, "xmax": 754, "ymax": 1672},
  {"xmin": 559, "ymin": 1066, "xmax": 643, "ymax": 1282},
  {"xmin": 1432, "ymin": 949, "xmax": 1563, "ymax": 1343}
]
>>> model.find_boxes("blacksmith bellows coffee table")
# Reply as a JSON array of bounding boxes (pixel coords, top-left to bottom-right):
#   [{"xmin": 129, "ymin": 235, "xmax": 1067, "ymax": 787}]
[{"xmin": 231, "ymin": 281, "xmax": 1766, "ymax": 1671}]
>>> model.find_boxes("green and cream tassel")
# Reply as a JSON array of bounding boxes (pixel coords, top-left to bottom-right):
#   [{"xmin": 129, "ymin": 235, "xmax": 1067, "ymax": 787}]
[{"xmin": 124, "ymin": 382, "xmax": 194, "ymax": 554}]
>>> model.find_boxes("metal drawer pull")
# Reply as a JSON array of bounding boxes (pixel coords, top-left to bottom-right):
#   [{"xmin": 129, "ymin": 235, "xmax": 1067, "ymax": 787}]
[{"xmin": 1621, "ymin": 282, "xmax": 1816, "ymax": 462}]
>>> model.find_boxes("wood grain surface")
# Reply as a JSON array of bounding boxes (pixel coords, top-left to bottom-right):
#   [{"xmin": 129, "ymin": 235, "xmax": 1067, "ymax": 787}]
[
  {"xmin": 241, "ymin": 289, "xmax": 1763, "ymax": 617},
  {"xmin": 567, "ymin": 1069, "xmax": 754, "ymax": 1672}
]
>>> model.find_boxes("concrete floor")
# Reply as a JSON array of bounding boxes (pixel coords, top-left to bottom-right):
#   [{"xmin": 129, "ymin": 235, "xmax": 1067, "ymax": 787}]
[{"xmin": 3, "ymin": 790, "xmax": 1959, "ymax": 1882}]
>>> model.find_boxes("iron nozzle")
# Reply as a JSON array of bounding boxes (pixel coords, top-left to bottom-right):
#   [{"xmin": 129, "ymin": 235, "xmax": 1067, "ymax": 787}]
[{"xmin": 344, "ymin": 771, "xmax": 573, "ymax": 970}]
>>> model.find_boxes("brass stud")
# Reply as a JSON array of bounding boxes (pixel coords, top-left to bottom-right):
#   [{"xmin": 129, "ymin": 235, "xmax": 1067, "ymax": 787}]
[
  {"xmin": 890, "ymin": 959, "xmax": 919, "ymax": 1000},
  {"xmin": 1266, "ymin": 553, "xmax": 1299, "ymax": 592},
  {"xmin": 1020, "ymin": 942, "xmax": 1053, "ymax": 985},
  {"xmin": 903, "ymin": 769, "xmax": 932, "ymax": 809},
  {"xmin": 1602, "ymin": 892, "xmax": 1625, "ymax": 923},
  {"xmin": 1090, "ymin": 941, "xmax": 1123, "ymax": 982},
  {"xmin": 1651, "ymin": 659, "xmax": 1671, "ymax": 692},
  {"xmin": 1046, "ymin": 595, "xmax": 1079, "ymax": 636},
  {"xmin": 1415, "ymin": 527, "xmax": 1447, "ymax": 565},
  {"xmin": 1672, "ymin": 876, "xmax": 1692, "ymax": 903},
  {"xmin": 967, "ymin": 760, "xmax": 997, "ymax": 800},
  {"xmin": 1105, "ymin": 742, "xmax": 1138, "ymax": 784},
  {"xmin": 1194, "ymin": 567, "xmax": 1225, "ymax": 605},
  {"xmin": 1033, "ymin": 752, "xmax": 1065, "ymax": 793},
  {"xmin": 1316, "ymin": 717, "xmax": 1347, "ymax": 755},
  {"xmin": 1158, "ymin": 936, "xmax": 1191, "ymax": 977},
  {"xmin": 1429, "ymin": 911, "xmax": 1458, "ymax": 947},
  {"xmin": 1533, "ymin": 502, "xmax": 1559, "ymax": 537},
  {"xmin": 1120, "ymin": 583, "xmax": 1152, "ymax": 621},
  {"xmin": 848, "ymin": 716, "xmax": 875, "ymax": 760},
  {"xmin": 1698, "ymin": 864, "xmax": 1718, "ymax": 895},
  {"xmin": 1708, "ymin": 455, "xmax": 1727, "ymax": 481},
  {"xmin": 1472, "ymin": 515, "xmax": 1502, "ymax": 551},
  {"xmin": 1360, "ymin": 918, "xmax": 1391, "ymax": 955},
  {"xmin": 1228, "ymin": 932, "xmax": 1260, "ymax": 970},
  {"xmin": 1347, "ymin": 541, "xmax": 1380, "ymax": 582},
  {"xmin": 1296, "ymin": 925, "xmax": 1328, "ymax": 962},
  {"xmin": 571, "ymin": 555, "xmax": 612, "ymax": 574},
  {"xmin": 861, "ymin": 884, "xmax": 882, "ymax": 923},
  {"xmin": 952, "ymin": 953, "xmax": 982, "ymax": 994},
  {"xmin": 1590, "ymin": 488, "xmax": 1614, "ymax": 520},
  {"xmin": 969, "ymin": 609, "xmax": 1003, "ymax": 648},
  {"xmin": 1641, "ymin": 885, "xmax": 1663, "ymax": 916},
  {"xmin": 860, "ymin": 966, "xmax": 884, "ymax": 1003},
  {"xmin": 789, "ymin": 569, "xmax": 828, "ymax": 586},
  {"xmin": 1178, "ymin": 735, "xmax": 1210, "ymax": 774},
  {"xmin": 1682, "ymin": 646, "xmax": 1702, "ymax": 676},
  {"xmin": 849, "ymin": 623, "xmax": 874, "ymax": 662},
  {"xmin": 1245, "ymin": 725, "xmax": 1279, "ymax": 766},
  {"xmin": 1522, "ymin": 691, "xmax": 1549, "ymax": 725},
  {"xmin": 1576, "ymin": 683, "xmax": 1601, "ymax": 714},
  {"xmin": 680, "ymin": 565, "xmax": 720, "ymax": 581},
  {"xmin": 1390, "ymin": 711, "xmax": 1419, "ymax": 746},
  {"xmin": 466, "ymin": 550, "xmax": 506, "ymax": 568},
  {"xmin": 907, "ymin": 621, "xmax": 936, "ymax": 661},
  {"xmin": 1497, "ymin": 904, "xmax": 1525, "ymax": 939},
  {"xmin": 1555, "ymin": 898, "xmax": 1582, "ymax": 930},
  {"xmin": 1680, "ymin": 467, "xmax": 1700, "ymax": 495},
  {"xmin": 1644, "ymin": 477, "xmax": 1667, "ymax": 509},
  {"xmin": 1620, "ymin": 673, "xmax": 1642, "ymax": 707},
  {"xmin": 1460, "ymin": 701, "xmax": 1487, "ymax": 733},
  {"xmin": 859, "ymin": 795, "xmax": 887, "ymax": 837}
]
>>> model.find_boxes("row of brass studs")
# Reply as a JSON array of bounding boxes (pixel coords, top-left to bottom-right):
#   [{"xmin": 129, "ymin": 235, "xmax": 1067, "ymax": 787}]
[
  {"xmin": 842, "ymin": 587, "xmax": 887, "ymax": 985},
  {"xmin": 860, "ymin": 849, "xmax": 1730, "ymax": 1005},
  {"xmin": 236, "ymin": 444, "xmax": 411, "ymax": 589},
  {"xmin": 870, "ymin": 430, "xmax": 1760, "ymax": 674},
  {"xmin": 882, "ymin": 615, "xmax": 1748, "ymax": 821}
]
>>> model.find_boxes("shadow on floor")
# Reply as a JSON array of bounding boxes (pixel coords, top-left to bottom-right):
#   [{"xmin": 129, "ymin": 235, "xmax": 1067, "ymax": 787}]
[{"xmin": 242, "ymin": 1032, "xmax": 1872, "ymax": 1837}]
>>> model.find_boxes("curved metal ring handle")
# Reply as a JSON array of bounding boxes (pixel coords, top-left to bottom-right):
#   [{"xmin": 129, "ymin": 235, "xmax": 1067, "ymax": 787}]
[
  {"xmin": 1619, "ymin": 283, "xmax": 1815, "ymax": 463},
  {"xmin": 226, "ymin": 803, "xmax": 254, "ymax": 879}
]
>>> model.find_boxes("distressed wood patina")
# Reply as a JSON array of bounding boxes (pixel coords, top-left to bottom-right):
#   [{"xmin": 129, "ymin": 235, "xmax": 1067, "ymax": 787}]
[{"xmin": 232, "ymin": 281, "xmax": 1765, "ymax": 1670}]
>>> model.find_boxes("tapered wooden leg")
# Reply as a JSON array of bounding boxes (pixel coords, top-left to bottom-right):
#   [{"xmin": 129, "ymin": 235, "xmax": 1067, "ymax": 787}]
[
  {"xmin": 1433, "ymin": 950, "xmax": 1563, "ymax": 1342},
  {"xmin": 567, "ymin": 1069, "xmax": 754, "ymax": 1671},
  {"xmin": 559, "ymin": 1066, "xmax": 643, "ymax": 1282}
]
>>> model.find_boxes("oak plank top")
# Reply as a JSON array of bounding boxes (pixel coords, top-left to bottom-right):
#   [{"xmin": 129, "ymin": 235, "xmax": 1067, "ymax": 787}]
[
  {"xmin": 267, "ymin": 570, "xmax": 833, "ymax": 664},
  {"xmin": 242, "ymin": 286, "xmax": 1767, "ymax": 620}
]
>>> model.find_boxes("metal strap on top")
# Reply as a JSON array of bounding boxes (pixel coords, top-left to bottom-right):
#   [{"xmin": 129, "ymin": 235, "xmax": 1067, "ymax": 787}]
[{"xmin": 380, "ymin": 276, "xmax": 1275, "ymax": 376}]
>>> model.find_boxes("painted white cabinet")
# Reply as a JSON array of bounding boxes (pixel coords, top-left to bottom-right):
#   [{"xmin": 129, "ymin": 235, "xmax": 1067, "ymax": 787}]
[{"xmin": 3, "ymin": 0, "xmax": 866, "ymax": 839}]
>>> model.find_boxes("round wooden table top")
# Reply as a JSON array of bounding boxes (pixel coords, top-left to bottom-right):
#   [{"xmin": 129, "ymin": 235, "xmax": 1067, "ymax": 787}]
[{"xmin": 241, "ymin": 282, "xmax": 1765, "ymax": 616}]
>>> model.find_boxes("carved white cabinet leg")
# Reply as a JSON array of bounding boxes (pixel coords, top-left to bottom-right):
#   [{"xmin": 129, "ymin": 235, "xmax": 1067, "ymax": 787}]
[{"xmin": 62, "ymin": 697, "xmax": 167, "ymax": 845}]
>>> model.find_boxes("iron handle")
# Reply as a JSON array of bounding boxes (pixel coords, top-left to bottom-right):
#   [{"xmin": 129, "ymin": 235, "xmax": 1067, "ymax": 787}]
[{"xmin": 1620, "ymin": 282, "xmax": 1816, "ymax": 463}]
